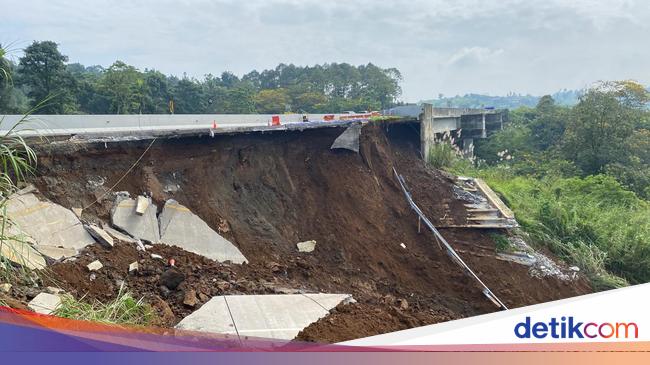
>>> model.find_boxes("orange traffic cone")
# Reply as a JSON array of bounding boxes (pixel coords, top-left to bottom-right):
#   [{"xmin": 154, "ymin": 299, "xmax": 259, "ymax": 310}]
[{"xmin": 212, "ymin": 120, "xmax": 218, "ymax": 129}]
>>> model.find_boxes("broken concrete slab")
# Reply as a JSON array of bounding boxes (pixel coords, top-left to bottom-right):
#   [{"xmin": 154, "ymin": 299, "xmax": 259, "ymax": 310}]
[
  {"xmin": 72, "ymin": 207, "xmax": 83, "ymax": 218},
  {"xmin": 85, "ymin": 224, "xmax": 114, "ymax": 247},
  {"xmin": 159, "ymin": 200, "xmax": 247, "ymax": 264},
  {"xmin": 136, "ymin": 195, "xmax": 149, "ymax": 215},
  {"xmin": 296, "ymin": 240, "xmax": 316, "ymax": 253},
  {"xmin": 101, "ymin": 223, "xmax": 139, "ymax": 244},
  {"xmin": 0, "ymin": 221, "xmax": 47, "ymax": 270},
  {"xmin": 111, "ymin": 196, "xmax": 160, "ymax": 243},
  {"xmin": 330, "ymin": 124, "xmax": 361, "ymax": 153},
  {"xmin": 6, "ymin": 193, "xmax": 96, "ymax": 255},
  {"xmin": 28, "ymin": 293, "xmax": 62, "ymax": 315},
  {"xmin": 129, "ymin": 262, "xmax": 139, "ymax": 272},
  {"xmin": 87, "ymin": 260, "xmax": 103, "ymax": 271},
  {"xmin": 0, "ymin": 283, "xmax": 12, "ymax": 293},
  {"xmin": 34, "ymin": 245, "xmax": 77, "ymax": 260},
  {"xmin": 175, "ymin": 293, "xmax": 354, "ymax": 340}
]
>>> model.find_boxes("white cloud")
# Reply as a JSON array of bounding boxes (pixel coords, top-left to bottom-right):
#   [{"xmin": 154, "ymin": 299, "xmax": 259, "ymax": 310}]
[{"xmin": 2, "ymin": 0, "xmax": 649, "ymax": 101}]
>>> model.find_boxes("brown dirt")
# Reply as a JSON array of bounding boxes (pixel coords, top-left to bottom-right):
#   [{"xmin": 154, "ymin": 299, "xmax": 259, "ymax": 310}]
[{"xmin": 25, "ymin": 122, "xmax": 592, "ymax": 342}]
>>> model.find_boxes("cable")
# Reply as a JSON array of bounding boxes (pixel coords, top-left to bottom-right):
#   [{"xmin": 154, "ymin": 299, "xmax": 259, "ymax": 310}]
[
  {"xmin": 223, "ymin": 296, "xmax": 243, "ymax": 346},
  {"xmin": 82, "ymin": 137, "xmax": 157, "ymax": 211}
]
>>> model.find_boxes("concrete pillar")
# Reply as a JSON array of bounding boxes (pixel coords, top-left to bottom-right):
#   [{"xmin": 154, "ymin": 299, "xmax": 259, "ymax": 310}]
[
  {"xmin": 420, "ymin": 103, "xmax": 434, "ymax": 160},
  {"xmin": 481, "ymin": 113, "xmax": 487, "ymax": 138}
]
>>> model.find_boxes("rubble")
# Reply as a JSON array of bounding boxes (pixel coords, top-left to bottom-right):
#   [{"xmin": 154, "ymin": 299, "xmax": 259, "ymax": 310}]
[
  {"xmin": 0, "ymin": 283, "xmax": 12, "ymax": 293},
  {"xmin": 85, "ymin": 224, "xmax": 114, "ymax": 248},
  {"xmin": 296, "ymin": 240, "xmax": 316, "ymax": 253},
  {"xmin": 183, "ymin": 289, "xmax": 198, "ymax": 307},
  {"xmin": 135, "ymin": 195, "xmax": 149, "ymax": 215},
  {"xmin": 160, "ymin": 268, "xmax": 185, "ymax": 290},
  {"xmin": 6, "ymin": 193, "xmax": 95, "ymax": 257},
  {"xmin": 86, "ymin": 260, "xmax": 103, "ymax": 271},
  {"xmin": 111, "ymin": 196, "xmax": 160, "ymax": 243},
  {"xmin": 175, "ymin": 293, "xmax": 354, "ymax": 340},
  {"xmin": 28, "ymin": 293, "xmax": 62, "ymax": 315},
  {"xmin": 159, "ymin": 200, "xmax": 247, "ymax": 264},
  {"xmin": 128, "ymin": 262, "xmax": 139, "ymax": 272}
]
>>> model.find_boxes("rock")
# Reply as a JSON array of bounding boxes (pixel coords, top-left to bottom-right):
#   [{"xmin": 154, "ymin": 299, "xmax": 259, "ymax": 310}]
[
  {"xmin": 296, "ymin": 240, "xmax": 316, "ymax": 253},
  {"xmin": 159, "ymin": 268, "xmax": 185, "ymax": 290},
  {"xmin": 216, "ymin": 281, "xmax": 230, "ymax": 291},
  {"xmin": 151, "ymin": 254, "xmax": 163, "ymax": 260},
  {"xmin": 159, "ymin": 285, "xmax": 171, "ymax": 297},
  {"xmin": 183, "ymin": 289, "xmax": 198, "ymax": 307},
  {"xmin": 198, "ymin": 292, "xmax": 210, "ymax": 302},
  {"xmin": 0, "ymin": 283, "xmax": 12, "ymax": 293},
  {"xmin": 6, "ymin": 193, "xmax": 95, "ymax": 256},
  {"xmin": 87, "ymin": 260, "xmax": 103, "ymax": 271},
  {"xmin": 23, "ymin": 286, "xmax": 41, "ymax": 299},
  {"xmin": 159, "ymin": 200, "xmax": 247, "ymax": 264},
  {"xmin": 85, "ymin": 224, "xmax": 114, "ymax": 248},
  {"xmin": 397, "ymin": 298, "xmax": 409, "ymax": 310},
  {"xmin": 44, "ymin": 286, "xmax": 64, "ymax": 295},
  {"xmin": 28, "ymin": 293, "xmax": 62, "ymax": 315},
  {"xmin": 128, "ymin": 262, "xmax": 139, "ymax": 272},
  {"xmin": 135, "ymin": 195, "xmax": 149, "ymax": 215},
  {"xmin": 111, "ymin": 196, "xmax": 160, "ymax": 243}
]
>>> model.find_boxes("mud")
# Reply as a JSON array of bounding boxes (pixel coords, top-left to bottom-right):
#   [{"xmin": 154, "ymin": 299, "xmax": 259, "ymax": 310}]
[{"xmin": 25, "ymin": 122, "xmax": 591, "ymax": 342}]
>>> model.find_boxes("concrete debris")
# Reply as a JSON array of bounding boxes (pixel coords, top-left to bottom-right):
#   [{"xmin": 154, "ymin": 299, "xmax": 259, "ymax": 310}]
[
  {"xmin": 72, "ymin": 207, "xmax": 83, "ymax": 218},
  {"xmin": 330, "ymin": 124, "xmax": 361, "ymax": 153},
  {"xmin": 28, "ymin": 293, "xmax": 62, "ymax": 315},
  {"xmin": 111, "ymin": 196, "xmax": 160, "ymax": 243},
  {"xmin": 6, "ymin": 193, "xmax": 95, "ymax": 257},
  {"xmin": 135, "ymin": 195, "xmax": 149, "ymax": 215},
  {"xmin": 86, "ymin": 260, "xmax": 103, "ymax": 271},
  {"xmin": 101, "ymin": 223, "xmax": 139, "ymax": 244},
  {"xmin": 0, "ymin": 221, "xmax": 47, "ymax": 270},
  {"xmin": 570, "ymin": 266, "xmax": 580, "ymax": 272},
  {"xmin": 296, "ymin": 240, "xmax": 316, "ymax": 253},
  {"xmin": 508, "ymin": 236, "xmax": 574, "ymax": 280},
  {"xmin": 151, "ymin": 254, "xmax": 163, "ymax": 260},
  {"xmin": 85, "ymin": 224, "xmax": 114, "ymax": 247},
  {"xmin": 0, "ymin": 283, "xmax": 12, "ymax": 293},
  {"xmin": 396, "ymin": 298, "xmax": 409, "ymax": 310},
  {"xmin": 159, "ymin": 200, "xmax": 247, "ymax": 264},
  {"xmin": 400, "ymin": 243, "xmax": 407, "ymax": 249},
  {"xmin": 175, "ymin": 293, "xmax": 354, "ymax": 340},
  {"xmin": 496, "ymin": 252, "xmax": 537, "ymax": 266},
  {"xmin": 128, "ymin": 262, "xmax": 139, "ymax": 272}
]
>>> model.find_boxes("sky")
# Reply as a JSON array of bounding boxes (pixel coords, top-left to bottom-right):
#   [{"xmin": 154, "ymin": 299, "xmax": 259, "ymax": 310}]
[{"xmin": 2, "ymin": 0, "xmax": 649, "ymax": 102}]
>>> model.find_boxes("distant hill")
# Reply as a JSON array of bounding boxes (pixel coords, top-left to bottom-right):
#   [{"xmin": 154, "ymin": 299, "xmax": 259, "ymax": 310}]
[{"xmin": 420, "ymin": 89, "xmax": 581, "ymax": 109}]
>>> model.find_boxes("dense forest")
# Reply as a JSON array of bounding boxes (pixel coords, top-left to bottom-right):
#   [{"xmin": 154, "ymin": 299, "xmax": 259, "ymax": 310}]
[
  {"xmin": 441, "ymin": 80, "xmax": 650, "ymax": 290},
  {"xmin": 421, "ymin": 90, "xmax": 581, "ymax": 109},
  {"xmin": 0, "ymin": 41, "xmax": 402, "ymax": 115}
]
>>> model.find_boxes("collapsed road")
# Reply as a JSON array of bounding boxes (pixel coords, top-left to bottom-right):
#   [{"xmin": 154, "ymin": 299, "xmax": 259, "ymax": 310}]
[{"xmin": 0, "ymin": 119, "xmax": 592, "ymax": 343}]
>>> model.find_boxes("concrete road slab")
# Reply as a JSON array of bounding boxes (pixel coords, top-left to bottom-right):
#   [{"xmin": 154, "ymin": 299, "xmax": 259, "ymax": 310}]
[
  {"xmin": 0, "ymin": 221, "xmax": 46, "ymax": 269},
  {"xmin": 159, "ymin": 200, "xmax": 247, "ymax": 264},
  {"xmin": 111, "ymin": 196, "xmax": 160, "ymax": 243},
  {"xmin": 6, "ymin": 193, "xmax": 95, "ymax": 256},
  {"xmin": 175, "ymin": 293, "xmax": 353, "ymax": 340},
  {"xmin": 330, "ymin": 124, "xmax": 361, "ymax": 152}
]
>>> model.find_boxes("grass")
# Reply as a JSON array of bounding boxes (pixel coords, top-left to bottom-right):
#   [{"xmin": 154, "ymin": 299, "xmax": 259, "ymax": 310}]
[
  {"xmin": 490, "ymin": 232, "xmax": 513, "ymax": 253},
  {"xmin": 53, "ymin": 284, "xmax": 154, "ymax": 326}
]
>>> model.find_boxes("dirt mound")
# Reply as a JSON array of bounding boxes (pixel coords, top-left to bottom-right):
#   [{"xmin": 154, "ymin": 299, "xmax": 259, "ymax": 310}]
[{"xmin": 30, "ymin": 122, "xmax": 591, "ymax": 341}]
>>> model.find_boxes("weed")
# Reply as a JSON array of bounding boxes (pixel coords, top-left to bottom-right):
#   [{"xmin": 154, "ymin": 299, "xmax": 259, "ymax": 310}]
[{"xmin": 53, "ymin": 284, "xmax": 153, "ymax": 326}]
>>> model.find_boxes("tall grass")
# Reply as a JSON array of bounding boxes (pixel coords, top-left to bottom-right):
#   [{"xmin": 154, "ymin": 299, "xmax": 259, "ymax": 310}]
[
  {"xmin": 53, "ymin": 284, "xmax": 153, "ymax": 326},
  {"xmin": 427, "ymin": 130, "xmax": 465, "ymax": 169}
]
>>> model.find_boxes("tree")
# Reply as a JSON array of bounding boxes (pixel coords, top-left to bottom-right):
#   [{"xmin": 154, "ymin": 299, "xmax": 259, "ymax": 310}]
[
  {"xmin": 528, "ymin": 95, "xmax": 568, "ymax": 150},
  {"xmin": 100, "ymin": 61, "xmax": 144, "ymax": 114},
  {"xmin": 562, "ymin": 87, "xmax": 636, "ymax": 174},
  {"xmin": 18, "ymin": 41, "xmax": 75, "ymax": 113},
  {"xmin": 254, "ymin": 89, "xmax": 289, "ymax": 113}
]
